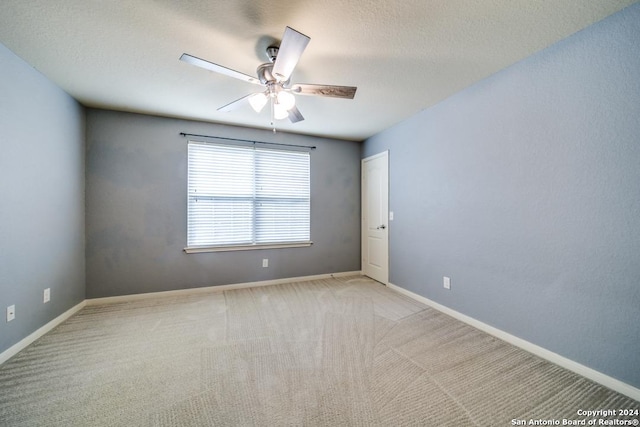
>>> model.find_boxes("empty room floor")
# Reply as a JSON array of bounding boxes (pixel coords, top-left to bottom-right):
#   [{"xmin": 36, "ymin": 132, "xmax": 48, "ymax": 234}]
[{"xmin": 0, "ymin": 275, "xmax": 638, "ymax": 426}]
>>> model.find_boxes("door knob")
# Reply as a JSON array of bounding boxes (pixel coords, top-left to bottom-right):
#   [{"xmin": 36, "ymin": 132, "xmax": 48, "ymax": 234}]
[{"xmin": 377, "ymin": 224, "xmax": 386, "ymax": 230}]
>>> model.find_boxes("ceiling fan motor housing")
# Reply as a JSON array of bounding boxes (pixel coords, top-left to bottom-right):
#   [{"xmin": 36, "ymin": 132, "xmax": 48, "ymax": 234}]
[
  {"xmin": 257, "ymin": 59, "xmax": 290, "ymax": 86},
  {"xmin": 256, "ymin": 63, "xmax": 275, "ymax": 85},
  {"xmin": 258, "ymin": 46, "xmax": 290, "ymax": 85}
]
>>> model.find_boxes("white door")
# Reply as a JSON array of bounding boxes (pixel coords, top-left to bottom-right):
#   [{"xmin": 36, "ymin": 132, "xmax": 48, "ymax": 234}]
[{"xmin": 362, "ymin": 151, "xmax": 389, "ymax": 284}]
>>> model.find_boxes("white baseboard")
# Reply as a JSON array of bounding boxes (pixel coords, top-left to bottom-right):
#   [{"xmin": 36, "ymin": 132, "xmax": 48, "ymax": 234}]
[
  {"xmin": 0, "ymin": 300, "xmax": 86, "ymax": 366},
  {"xmin": 387, "ymin": 282, "xmax": 640, "ymax": 402},
  {"xmin": 86, "ymin": 271, "xmax": 363, "ymax": 306}
]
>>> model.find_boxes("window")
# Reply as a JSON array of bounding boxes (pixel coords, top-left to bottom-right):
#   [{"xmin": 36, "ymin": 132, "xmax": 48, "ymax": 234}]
[{"xmin": 186, "ymin": 141, "xmax": 311, "ymax": 252}]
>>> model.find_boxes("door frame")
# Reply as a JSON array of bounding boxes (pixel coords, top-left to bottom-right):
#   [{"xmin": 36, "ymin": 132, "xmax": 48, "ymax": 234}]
[{"xmin": 361, "ymin": 150, "xmax": 389, "ymax": 284}]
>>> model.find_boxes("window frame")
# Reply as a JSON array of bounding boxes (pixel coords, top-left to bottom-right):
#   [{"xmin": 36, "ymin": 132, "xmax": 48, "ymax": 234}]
[{"xmin": 184, "ymin": 140, "xmax": 312, "ymax": 253}]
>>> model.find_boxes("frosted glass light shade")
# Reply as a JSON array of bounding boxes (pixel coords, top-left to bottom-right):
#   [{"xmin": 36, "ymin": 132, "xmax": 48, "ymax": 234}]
[
  {"xmin": 248, "ymin": 92, "xmax": 268, "ymax": 112},
  {"xmin": 273, "ymin": 103, "xmax": 289, "ymax": 120},
  {"xmin": 276, "ymin": 91, "xmax": 296, "ymax": 110}
]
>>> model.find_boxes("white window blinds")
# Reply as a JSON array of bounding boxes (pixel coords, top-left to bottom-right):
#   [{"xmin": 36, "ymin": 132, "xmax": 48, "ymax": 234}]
[{"xmin": 187, "ymin": 141, "xmax": 310, "ymax": 249}]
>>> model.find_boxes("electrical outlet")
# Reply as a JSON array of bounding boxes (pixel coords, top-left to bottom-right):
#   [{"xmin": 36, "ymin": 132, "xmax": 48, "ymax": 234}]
[
  {"xmin": 262, "ymin": 258, "xmax": 269, "ymax": 268},
  {"xmin": 7, "ymin": 305, "xmax": 15, "ymax": 322},
  {"xmin": 443, "ymin": 276, "xmax": 451, "ymax": 290},
  {"xmin": 44, "ymin": 288, "xmax": 50, "ymax": 303}
]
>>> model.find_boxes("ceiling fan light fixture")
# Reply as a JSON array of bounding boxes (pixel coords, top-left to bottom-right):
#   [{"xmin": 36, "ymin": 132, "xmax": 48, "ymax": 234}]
[
  {"xmin": 276, "ymin": 90, "xmax": 296, "ymax": 110},
  {"xmin": 273, "ymin": 102, "xmax": 289, "ymax": 120},
  {"xmin": 248, "ymin": 92, "xmax": 268, "ymax": 112}
]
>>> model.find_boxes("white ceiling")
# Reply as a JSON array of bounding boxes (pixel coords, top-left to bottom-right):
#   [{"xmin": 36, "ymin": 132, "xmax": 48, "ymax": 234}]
[{"xmin": 0, "ymin": 1, "xmax": 636, "ymax": 141}]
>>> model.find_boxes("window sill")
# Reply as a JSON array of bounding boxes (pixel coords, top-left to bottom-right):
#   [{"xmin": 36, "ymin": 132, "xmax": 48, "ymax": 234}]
[{"xmin": 184, "ymin": 241, "xmax": 313, "ymax": 254}]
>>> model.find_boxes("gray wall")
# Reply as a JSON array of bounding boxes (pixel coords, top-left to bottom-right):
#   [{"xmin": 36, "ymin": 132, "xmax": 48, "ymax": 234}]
[
  {"xmin": 0, "ymin": 43, "xmax": 85, "ymax": 354},
  {"xmin": 85, "ymin": 109, "xmax": 361, "ymax": 298},
  {"xmin": 363, "ymin": 4, "xmax": 640, "ymax": 388}
]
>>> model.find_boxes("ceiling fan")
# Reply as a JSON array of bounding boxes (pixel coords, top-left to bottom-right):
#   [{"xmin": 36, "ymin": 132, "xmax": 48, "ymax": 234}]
[{"xmin": 179, "ymin": 26, "xmax": 357, "ymax": 126}]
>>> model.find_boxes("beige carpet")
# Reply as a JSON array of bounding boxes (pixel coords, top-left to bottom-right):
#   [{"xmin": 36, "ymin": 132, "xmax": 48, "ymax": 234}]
[{"xmin": 0, "ymin": 275, "xmax": 637, "ymax": 426}]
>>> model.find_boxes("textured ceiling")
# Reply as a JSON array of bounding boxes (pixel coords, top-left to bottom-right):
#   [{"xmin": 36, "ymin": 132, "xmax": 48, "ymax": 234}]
[{"xmin": 0, "ymin": 0, "xmax": 636, "ymax": 141}]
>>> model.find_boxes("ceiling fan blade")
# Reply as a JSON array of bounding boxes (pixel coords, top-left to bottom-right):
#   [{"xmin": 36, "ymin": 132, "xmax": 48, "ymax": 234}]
[
  {"xmin": 287, "ymin": 105, "xmax": 305, "ymax": 123},
  {"xmin": 272, "ymin": 27, "xmax": 310, "ymax": 82},
  {"xmin": 180, "ymin": 53, "xmax": 262, "ymax": 86},
  {"xmin": 291, "ymin": 84, "xmax": 357, "ymax": 99},
  {"xmin": 218, "ymin": 94, "xmax": 252, "ymax": 112}
]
